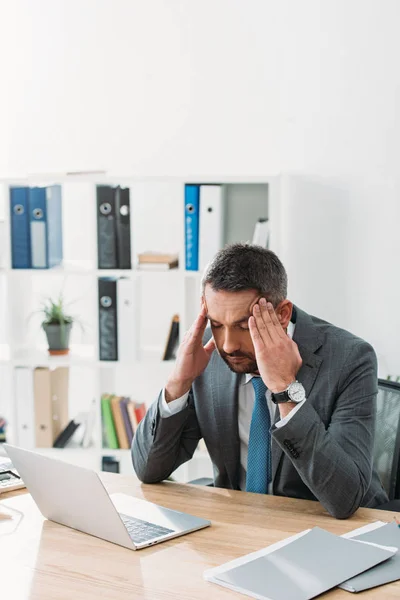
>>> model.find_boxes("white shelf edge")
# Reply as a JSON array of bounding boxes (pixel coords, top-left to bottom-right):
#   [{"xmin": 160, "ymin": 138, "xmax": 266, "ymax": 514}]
[{"xmin": 0, "ymin": 266, "xmax": 202, "ymax": 278}]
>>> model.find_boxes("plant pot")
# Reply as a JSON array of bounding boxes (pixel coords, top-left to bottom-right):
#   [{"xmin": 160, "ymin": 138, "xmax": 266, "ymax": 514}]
[{"xmin": 42, "ymin": 322, "xmax": 73, "ymax": 355}]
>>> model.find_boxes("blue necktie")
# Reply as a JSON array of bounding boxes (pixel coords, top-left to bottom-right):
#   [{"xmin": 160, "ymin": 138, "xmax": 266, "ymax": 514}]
[{"xmin": 246, "ymin": 377, "xmax": 271, "ymax": 494}]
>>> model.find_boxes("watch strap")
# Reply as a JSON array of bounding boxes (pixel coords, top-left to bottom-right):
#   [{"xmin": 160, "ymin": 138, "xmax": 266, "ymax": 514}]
[{"xmin": 271, "ymin": 390, "xmax": 291, "ymax": 404}]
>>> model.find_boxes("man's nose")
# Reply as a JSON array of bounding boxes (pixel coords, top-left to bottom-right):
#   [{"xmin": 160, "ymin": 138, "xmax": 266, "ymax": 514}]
[{"xmin": 222, "ymin": 330, "xmax": 240, "ymax": 355}]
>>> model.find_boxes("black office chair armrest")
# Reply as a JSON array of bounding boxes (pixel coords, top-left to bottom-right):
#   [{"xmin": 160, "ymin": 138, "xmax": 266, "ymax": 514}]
[{"xmin": 374, "ymin": 499, "xmax": 400, "ymax": 512}]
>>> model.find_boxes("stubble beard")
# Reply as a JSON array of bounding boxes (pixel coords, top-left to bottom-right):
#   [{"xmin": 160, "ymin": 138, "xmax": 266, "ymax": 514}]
[{"xmin": 219, "ymin": 351, "xmax": 259, "ymax": 375}]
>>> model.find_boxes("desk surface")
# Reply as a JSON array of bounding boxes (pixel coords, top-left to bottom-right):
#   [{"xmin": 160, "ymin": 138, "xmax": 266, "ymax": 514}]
[{"xmin": 1, "ymin": 474, "xmax": 399, "ymax": 600}]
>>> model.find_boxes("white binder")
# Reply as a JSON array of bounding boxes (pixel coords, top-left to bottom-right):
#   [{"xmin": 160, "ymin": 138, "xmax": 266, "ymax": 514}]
[
  {"xmin": 117, "ymin": 277, "xmax": 135, "ymax": 363},
  {"xmin": 14, "ymin": 366, "xmax": 36, "ymax": 449},
  {"xmin": 198, "ymin": 185, "xmax": 225, "ymax": 272},
  {"xmin": 252, "ymin": 218, "xmax": 270, "ymax": 248}
]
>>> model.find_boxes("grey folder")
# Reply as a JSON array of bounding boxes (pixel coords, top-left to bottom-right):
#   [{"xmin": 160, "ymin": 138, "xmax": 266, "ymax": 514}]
[
  {"xmin": 204, "ymin": 526, "xmax": 396, "ymax": 600},
  {"xmin": 340, "ymin": 522, "xmax": 400, "ymax": 592}
]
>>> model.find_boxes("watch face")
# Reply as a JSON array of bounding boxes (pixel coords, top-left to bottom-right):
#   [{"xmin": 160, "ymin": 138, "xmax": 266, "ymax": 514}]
[{"xmin": 288, "ymin": 381, "xmax": 305, "ymax": 403}]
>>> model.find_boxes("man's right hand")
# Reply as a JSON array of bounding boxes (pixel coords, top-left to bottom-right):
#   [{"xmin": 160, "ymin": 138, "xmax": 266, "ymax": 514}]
[{"xmin": 165, "ymin": 304, "xmax": 216, "ymax": 403}]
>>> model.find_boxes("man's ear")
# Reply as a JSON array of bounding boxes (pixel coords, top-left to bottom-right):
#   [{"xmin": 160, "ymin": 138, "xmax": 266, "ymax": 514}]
[{"xmin": 276, "ymin": 300, "xmax": 293, "ymax": 330}]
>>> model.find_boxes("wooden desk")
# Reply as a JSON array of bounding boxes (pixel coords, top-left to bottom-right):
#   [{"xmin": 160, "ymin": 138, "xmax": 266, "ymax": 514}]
[{"xmin": 1, "ymin": 474, "xmax": 399, "ymax": 599}]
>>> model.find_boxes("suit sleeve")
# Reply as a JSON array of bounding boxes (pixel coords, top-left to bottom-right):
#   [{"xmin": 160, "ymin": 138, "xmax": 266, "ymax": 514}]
[
  {"xmin": 131, "ymin": 389, "xmax": 202, "ymax": 483},
  {"xmin": 272, "ymin": 340, "xmax": 378, "ymax": 519}
]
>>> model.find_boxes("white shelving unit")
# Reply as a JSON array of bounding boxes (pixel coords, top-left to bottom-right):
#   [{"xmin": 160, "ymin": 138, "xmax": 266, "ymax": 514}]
[{"xmin": 0, "ymin": 174, "xmax": 282, "ymax": 483}]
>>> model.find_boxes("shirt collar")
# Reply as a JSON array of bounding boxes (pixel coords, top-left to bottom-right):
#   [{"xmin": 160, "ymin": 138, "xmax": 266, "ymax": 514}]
[{"xmin": 243, "ymin": 320, "xmax": 296, "ymax": 385}]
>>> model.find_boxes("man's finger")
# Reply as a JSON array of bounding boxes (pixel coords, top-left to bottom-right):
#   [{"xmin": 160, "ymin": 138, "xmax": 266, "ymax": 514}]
[
  {"xmin": 186, "ymin": 306, "xmax": 208, "ymax": 350},
  {"xmin": 253, "ymin": 303, "xmax": 273, "ymax": 345},
  {"xmin": 249, "ymin": 315, "xmax": 265, "ymax": 352},
  {"xmin": 204, "ymin": 337, "xmax": 216, "ymax": 357},
  {"xmin": 263, "ymin": 301, "xmax": 286, "ymax": 339}
]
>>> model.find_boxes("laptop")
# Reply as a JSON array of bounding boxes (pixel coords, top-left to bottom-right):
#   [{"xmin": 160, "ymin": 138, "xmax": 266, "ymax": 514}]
[
  {"xmin": 3, "ymin": 444, "xmax": 211, "ymax": 550},
  {"xmin": 0, "ymin": 456, "xmax": 26, "ymax": 493}
]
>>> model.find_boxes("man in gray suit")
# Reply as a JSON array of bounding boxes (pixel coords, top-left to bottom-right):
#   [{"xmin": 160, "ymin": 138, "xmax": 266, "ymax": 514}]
[{"xmin": 132, "ymin": 243, "xmax": 388, "ymax": 519}]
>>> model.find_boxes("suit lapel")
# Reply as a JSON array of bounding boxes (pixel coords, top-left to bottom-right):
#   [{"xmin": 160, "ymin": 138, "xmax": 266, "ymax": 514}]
[
  {"xmin": 210, "ymin": 353, "xmax": 241, "ymax": 489},
  {"xmin": 271, "ymin": 307, "xmax": 324, "ymax": 486}
]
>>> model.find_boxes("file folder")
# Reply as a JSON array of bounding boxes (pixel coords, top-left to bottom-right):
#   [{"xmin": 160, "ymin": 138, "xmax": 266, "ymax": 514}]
[
  {"xmin": 97, "ymin": 185, "xmax": 117, "ymax": 269},
  {"xmin": 98, "ymin": 277, "xmax": 118, "ymax": 360},
  {"xmin": 340, "ymin": 521, "xmax": 400, "ymax": 592},
  {"xmin": 28, "ymin": 185, "xmax": 63, "ymax": 269},
  {"xmin": 204, "ymin": 526, "xmax": 396, "ymax": 600},
  {"xmin": 45, "ymin": 184, "xmax": 63, "ymax": 268},
  {"xmin": 115, "ymin": 186, "xmax": 131, "ymax": 269},
  {"xmin": 33, "ymin": 367, "xmax": 53, "ymax": 447},
  {"xmin": 117, "ymin": 277, "xmax": 135, "ymax": 363},
  {"xmin": 13, "ymin": 366, "xmax": 35, "ymax": 448},
  {"xmin": 198, "ymin": 184, "xmax": 225, "ymax": 271},
  {"xmin": 10, "ymin": 186, "xmax": 31, "ymax": 268},
  {"xmin": 184, "ymin": 184, "xmax": 200, "ymax": 271},
  {"xmin": 50, "ymin": 367, "xmax": 70, "ymax": 442}
]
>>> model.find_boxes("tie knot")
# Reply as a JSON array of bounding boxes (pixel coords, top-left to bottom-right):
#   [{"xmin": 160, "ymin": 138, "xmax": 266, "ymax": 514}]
[{"xmin": 251, "ymin": 376, "xmax": 267, "ymax": 399}]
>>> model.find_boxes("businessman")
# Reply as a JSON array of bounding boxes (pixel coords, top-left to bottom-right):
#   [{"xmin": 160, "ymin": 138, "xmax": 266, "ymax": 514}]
[{"xmin": 132, "ymin": 243, "xmax": 388, "ymax": 518}]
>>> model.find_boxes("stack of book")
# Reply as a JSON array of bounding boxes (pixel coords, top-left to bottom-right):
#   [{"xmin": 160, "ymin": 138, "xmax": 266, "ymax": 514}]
[
  {"xmin": 101, "ymin": 394, "xmax": 146, "ymax": 450},
  {"xmin": 137, "ymin": 252, "xmax": 179, "ymax": 270}
]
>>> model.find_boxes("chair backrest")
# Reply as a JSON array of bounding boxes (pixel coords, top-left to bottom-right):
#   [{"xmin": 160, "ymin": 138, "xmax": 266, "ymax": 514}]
[{"xmin": 373, "ymin": 379, "xmax": 400, "ymax": 500}]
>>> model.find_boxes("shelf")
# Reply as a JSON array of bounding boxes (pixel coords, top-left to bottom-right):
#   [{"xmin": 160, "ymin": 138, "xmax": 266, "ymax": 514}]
[
  {"xmin": 0, "ymin": 344, "xmax": 178, "ymax": 369},
  {"xmin": 1, "ymin": 264, "xmax": 201, "ymax": 279},
  {"xmin": 4, "ymin": 344, "xmax": 97, "ymax": 367}
]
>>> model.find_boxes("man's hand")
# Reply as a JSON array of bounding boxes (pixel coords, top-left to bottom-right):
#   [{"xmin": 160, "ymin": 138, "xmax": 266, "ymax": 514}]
[
  {"xmin": 165, "ymin": 304, "xmax": 216, "ymax": 402},
  {"xmin": 249, "ymin": 299, "xmax": 302, "ymax": 414}
]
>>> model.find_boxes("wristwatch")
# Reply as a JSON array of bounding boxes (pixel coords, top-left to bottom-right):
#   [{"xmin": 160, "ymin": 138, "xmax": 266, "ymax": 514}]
[{"xmin": 271, "ymin": 381, "xmax": 306, "ymax": 404}]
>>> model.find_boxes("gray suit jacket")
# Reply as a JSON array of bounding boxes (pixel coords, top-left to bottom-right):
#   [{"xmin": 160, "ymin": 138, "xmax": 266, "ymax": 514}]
[{"xmin": 132, "ymin": 306, "xmax": 388, "ymax": 518}]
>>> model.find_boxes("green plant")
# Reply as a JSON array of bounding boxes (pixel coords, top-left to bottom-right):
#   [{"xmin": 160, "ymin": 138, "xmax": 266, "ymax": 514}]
[{"xmin": 40, "ymin": 294, "xmax": 73, "ymax": 327}]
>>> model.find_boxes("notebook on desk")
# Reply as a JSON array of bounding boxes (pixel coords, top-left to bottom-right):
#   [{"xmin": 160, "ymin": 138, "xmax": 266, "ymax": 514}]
[
  {"xmin": 204, "ymin": 526, "xmax": 397, "ymax": 600},
  {"xmin": 339, "ymin": 521, "xmax": 400, "ymax": 592}
]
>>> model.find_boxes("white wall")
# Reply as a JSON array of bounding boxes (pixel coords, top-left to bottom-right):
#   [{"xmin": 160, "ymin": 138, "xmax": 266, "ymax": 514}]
[{"xmin": 1, "ymin": 0, "xmax": 399, "ymax": 376}]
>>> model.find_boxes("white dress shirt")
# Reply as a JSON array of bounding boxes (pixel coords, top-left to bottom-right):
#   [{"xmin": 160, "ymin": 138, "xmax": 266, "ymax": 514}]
[{"xmin": 159, "ymin": 321, "xmax": 305, "ymax": 492}]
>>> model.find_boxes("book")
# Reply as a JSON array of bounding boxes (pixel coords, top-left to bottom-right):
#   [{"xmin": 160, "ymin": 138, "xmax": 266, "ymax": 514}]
[
  {"xmin": 137, "ymin": 261, "xmax": 178, "ymax": 270},
  {"xmin": 126, "ymin": 400, "xmax": 138, "ymax": 432},
  {"xmin": 163, "ymin": 314, "xmax": 180, "ymax": 360},
  {"xmin": 120, "ymin": 397, "xmax": 134, "ymax": 446},
  {"xmin": 137, "ymin": 252, "xmax": 179, "ymax": 270},
  {"xmin": 53, "ymin": 419, "xmax": 80, "ymax": 448},
  {"xmin": 138, "ymin": 251, "xmax": 179, "ymax": 264},
  {"xmin": 111, "ymin": 396, "xmax": 130, "ymax": 449},
  {"xmin": 100, "ymin": 394, "xmax": 119, "ymax": 449},
  {"xmin": 134, "ymin": 401, "xmax": 146, "ymax": 424}
]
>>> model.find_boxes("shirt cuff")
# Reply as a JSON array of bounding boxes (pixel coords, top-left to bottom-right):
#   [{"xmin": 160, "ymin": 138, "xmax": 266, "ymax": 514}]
[
  {"xmin": 159, "ymin": 388, "xmax": 190, "ymax": 417},
  {"xmin": 274, "ymin": 399, "xmax": 306, "ymax": 428}
]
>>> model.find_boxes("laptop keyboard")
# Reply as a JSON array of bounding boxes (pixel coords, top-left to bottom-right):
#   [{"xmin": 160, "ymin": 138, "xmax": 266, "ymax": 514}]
[
  {"xmin": 119, "ymin": 513, "xmax": 175, "ymax": 544},
  {"xmin": 0, "ymin": 459, "xmax": 25, "ymax": 493}
]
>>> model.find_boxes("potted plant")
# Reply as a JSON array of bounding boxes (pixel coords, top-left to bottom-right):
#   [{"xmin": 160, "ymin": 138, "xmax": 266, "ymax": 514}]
[{"xmin": 40, "ymin": 294, "xmax": 74, "ymax": 355}]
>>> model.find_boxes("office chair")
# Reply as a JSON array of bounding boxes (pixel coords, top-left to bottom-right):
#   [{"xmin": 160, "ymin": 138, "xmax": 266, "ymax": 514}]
[{"xmin": 373, "ymin": 378, "xmax": 400, "ymax": 511}]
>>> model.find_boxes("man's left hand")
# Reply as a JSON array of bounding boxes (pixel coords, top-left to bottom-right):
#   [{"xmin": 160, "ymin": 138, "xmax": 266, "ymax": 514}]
[{"xmin": 249, "ymin": 298, "xmax": 302, "ymax": 394}]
